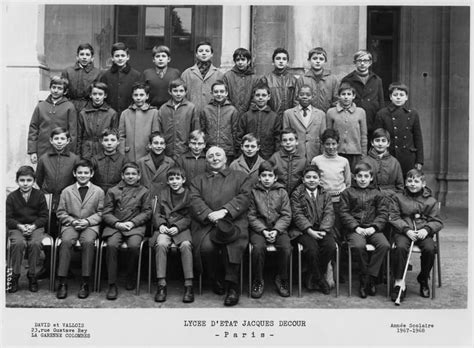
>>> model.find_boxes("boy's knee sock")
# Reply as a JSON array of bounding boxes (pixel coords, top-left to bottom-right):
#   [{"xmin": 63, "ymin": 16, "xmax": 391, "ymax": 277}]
[
  {"xmin": 184, "ymin": 278, "xmax": 193, "ymax": 287},
  {"xmin": 57, "ymin": 276, "xmax": 66, "ymax": 285},
  {"xmin": 82, "ymin": 276, "xmax": 90, "ymax": 284},
  {"xmin": 158, "ymin": 278, "xmax": 166, "ymax": 286}
]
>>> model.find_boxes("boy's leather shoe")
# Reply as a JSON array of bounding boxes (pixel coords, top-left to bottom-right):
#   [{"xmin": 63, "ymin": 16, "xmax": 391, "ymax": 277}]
[
  {"xmin": 318, "ymin": 278, "xmax": 331, "ymax": 295},
  {"xmin": 366, "ymin": 276, "xmax": 377, "ymax": 296},
  {"xmin": 224, "ymin": 288, "xmax": 239, "ymax": 306},
  {"xmin": 28, "ymin": 276, "xmax": 39, "ymax": 292},
  {"xmin": 391, "ymin": 285, "xmax": 406, "ymax": 302},
  {"xmin": 212, "ymin": 279, "xmax": 225, "ymax": 295},
  {"xmin": 126, "ymin": 277, "xmax": 136, "ymax": 291},
  {"xmin": 78, "ymin": 283, "xmax": 90, "ymax": 299},
  {"xmin": 275, "ymin": 276, "xmax": 290, "ymax": 297},
  {"xmin": 37, "ymin": 266, "xmax": 50, "ymax": 280},
  {"xmin": 155, "ymin": 285, "xmax": 167, "ymax": 302},
  {"xmin": 106, "ymin": 284, "xmax": 118, "ymax": 300},
  {"xmin": 417, "ymin": 275, "xmax": 430, "ymax": 298},
  {"xmin": 8, "ymin": 275, "xmax": 19, "ymax": 293},
  {"xmin": 251, "ymin": 280, "xmax": 264, "ymax": 298},
  {"xmin": 359, "ymin": 275, "xmax": 368, "ymax": 298},
  {"xmin": 56, "ymin": 283, "xmax": 68, "ymax": 299},
  {"xmin": 304, "ymin": 274, "xmax": 318, "ymax": 291},
  {"xmin": 183, "ymin": 286, "xmax": 194, "ymax": 303}
]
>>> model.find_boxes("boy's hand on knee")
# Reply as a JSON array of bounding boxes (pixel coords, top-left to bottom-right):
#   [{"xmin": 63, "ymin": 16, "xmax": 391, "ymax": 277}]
[
  {"xmin": 159, "ymin": 225, "xmax": 168, "ymax": 234},
  {"xmin": 17, "ymin": 224, "xmax": 28, "ymax": 233},
  {"xmin": 30, "ymin": 153, "xmax": 38, "ymax": 164},
  {"xmin": 365, "ymin": 227, "xmax": 376, "ymax": 236},
  {"xmin": 122, "ymin": 221, "xmax": 135, "ymax": 231},
  {"xmin": 355, "ymin": 227, "xmax": 366, "ymax": 236},
  {"xmin": 168, "ymin": 227, "xmax": 178, "ymax": 236}
]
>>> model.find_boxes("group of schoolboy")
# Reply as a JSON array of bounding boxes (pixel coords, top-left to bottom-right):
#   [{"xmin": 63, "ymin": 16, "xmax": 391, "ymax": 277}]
[{"xmin": 6, "ymin": 40, "xmax": 442, "ymax": 307}]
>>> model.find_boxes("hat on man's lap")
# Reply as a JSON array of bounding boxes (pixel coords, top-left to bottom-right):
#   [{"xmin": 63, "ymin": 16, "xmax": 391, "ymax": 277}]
[{"xmin": 210, "ymin": 217, "xmax": 240, "ymax": 244}]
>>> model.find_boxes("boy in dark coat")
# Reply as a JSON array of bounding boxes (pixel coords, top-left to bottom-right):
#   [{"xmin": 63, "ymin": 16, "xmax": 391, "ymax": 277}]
[
  {"xmin": 390, "ymin": 169, "xmax": 443, "ymax": 301},
  {"xmin": 102, "ymin": 162, "xmax": 152, "ymax": 300},
  {"xmin": 151, "ymin": 166, "xmax": 194, "ymax": 303},
  {"xmin": 290, "ymin": 165, "xmax": 336, "ymax": 294},
  {"xmin": 175, "ymin": 130, "xmax": 207, "ymax": 185},
  {"xmin": 339, "ymin": 162, "xmax": 390, "ymax": 298},
  {"xmin": 248, "ymin": 161, "xmax": 292, "ymax": 298},
  {"xmin": 6, "ymin": 166, "xmax": 49, "ymax": 293}
]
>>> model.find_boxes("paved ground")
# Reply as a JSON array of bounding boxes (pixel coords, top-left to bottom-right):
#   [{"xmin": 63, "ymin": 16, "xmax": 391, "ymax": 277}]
[{"xmin": 5, "ymin": 207, "xmax": 468, "ymax": 309}]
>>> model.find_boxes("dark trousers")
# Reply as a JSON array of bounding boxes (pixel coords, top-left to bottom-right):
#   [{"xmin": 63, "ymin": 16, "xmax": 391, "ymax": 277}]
[
  {"xmin": 250, "ymin": 233, "xmax": 292, "ymax": 281},
  {"xmin": 57, "ymin": 227, "xmax": 97, "ymax": 278},
  {"xmin": 347, "ymin": 232, "xmax": 390, "ymax": 277},
  {"xmin": 292, "ymin": 232, "xmax": 336, "ymax": 281},
  {"xmin": 392, "ymin": 233, "xmax": 435, "ymax": 280},
  {"xmin": 200, "ymin": 234, "xmax": 240, "ymax": 286},
  {"xmin": 106, "ymin": 232, "xmax": 143, "ymax": 284},
  {"xmin": 8, "ymin": 228, "xmax": 44, "ymax": 277}
]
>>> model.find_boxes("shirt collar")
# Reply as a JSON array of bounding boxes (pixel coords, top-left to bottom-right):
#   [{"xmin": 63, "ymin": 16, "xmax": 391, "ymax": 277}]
[{"xmin": 76, "ymin": 182, "xmax": 91, "ymax": 189}]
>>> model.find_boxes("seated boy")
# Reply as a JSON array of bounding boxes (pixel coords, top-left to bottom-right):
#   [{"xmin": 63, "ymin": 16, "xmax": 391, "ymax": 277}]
[
  {"xmin": 248, "ymin": 161, "xmax": 292, "ymax": 298},
  {"xmin": 151, "ymin": 166, "xmax": 194, "ymax": 303},
  {"xmin": 269, "ymin": 128, "xmax": 306, "ymax": 195},
  {"xmin": 6, "ymin": 166, "xmax": 49, "ymax": 293},
  {"xmin": 390, "ymin": 169, "xmax": 443, "ymax": 301},
  {"xmin": 36, "ymin": 127, "xmax": 80, "ymax": 215},
  {"xmin": 91, "ymin": 128, "xmax": 128, "ymax": 193},
  {"xmin": 28, "ymin": 76, "xmax": 77, "ymax": 163},
  {"xmin": 361, "ymin": 128, "xmax": 404, "ymax": 197},
  {"xmin": 283, "ymin": 84, "xmax": 326, "ymax": 163},
  {"xmin": 200, "ymin": 80, "xmax": 239, "ymax": 163},
  {"xmin": 141, "ymin": 45, "xmax": 181, "ymax": 109},
  {"xmin": 137, "ymin": 131, "xmax": 175, "ymax": 188},
  {"xmin": 61, "ymin": 43, "xmax": 101, "ymax": 112},
  {"xmin": 157, "ymin": 78, "xmax": 199, "ymax": 159},
  {"xmin": 175, "ymin": 130, "xmax": 207, "ymax": 184},
  {"xmin": 236, "ymin": 83, "xmax": 281, "ymax": 160},
  {"xmin": 56, "ymin": 159, "xmax": 105, "ymax": 299},
  {"xmin": 338, "ymin": 162, "xmax": 390, "ymax": 298},
  {"xmin": 102, "ymin": 162, "xmax": 152, "ymax": 300},
  {"xmin": 229, "ymin": 133, "xmax": 266, "ymax": 186},
  {"xmin": 290, "ymin": 165, "xmax": 336, "ymax": 294}
]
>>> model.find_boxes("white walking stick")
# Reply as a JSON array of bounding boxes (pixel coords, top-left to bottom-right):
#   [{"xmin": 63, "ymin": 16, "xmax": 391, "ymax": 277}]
[{"xmin": 395, "ymin": 214, "xmax": 420, "ymax": 306}]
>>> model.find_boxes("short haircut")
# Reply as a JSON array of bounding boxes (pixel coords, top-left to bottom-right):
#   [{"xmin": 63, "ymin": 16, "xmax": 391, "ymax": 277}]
[
  {"xmin": 303, "ymin": 164, "xmax": 322, "ymax": 176},
  {"xmin": 77, "ymin": 43, "xmax": 94, "ymax": 56},
  {"xmin": 73, "ymin": 159, "xmax": 95, "ymax": 173},
  {"xmin": 189, "ymin": 129, "xmax": 206, "ymax": 143},
  {"xmin": 258, "ymin": 161, "xmax": 276, "ymax": 176},
  {"xmin": 166, "ymin": 165, "xmax": 186, "ymax": 179},
  {"xmin": 233, "ymin": 47, "xmax": 251, "ymax": 62},
  {"xmin": 242, "ymin": 133, "xmax": 260, "ymax": 145},
  {"xmin": 50, "ymin": 127, "xmax": 70, "ymax": 139},
  {"xmin": 371, "ymin": 128, "xmax": 391, "ymax": 142},
  {"xmin": 16, "ymin": 165, "xmax": 36, "ymax": 181},
  {"xmin": 101, "ymin": 127, "xmax": 120, "ymax": 139},
  {"xmin": 388, "ymin": 81, "xmax": 409, "ymax": 95},
  {"xmin": 321, "ymin": 128, "xmax": 340, "ymax": 143},
  {"xmin": 307, "ymin": 47, "xmax": 327, "ymax": 61},
  {"xmin": 149, "ymin": 131, "xmax": 165, "ymax": 143},
  {"xmin": 354, "ymin": 162, "xmax": 373, "ymax": 175},
  {"xmin": 406, "ymin": 168, "xmax": 425, "ymax": 181},
  {"xmin": 169, "ymin": 78, "xmax": 187, "ymax": 91},
  {"xmin": 253, "ymin": 82, "xmax": 271, "ymax": 95},
  {"xmin": 88, "ymin": 81, "xmax": 108, "ymax": 95},
  {"xmin": 353, "ymin": 49, "xmax": 372, "ymax": 62},
  {"xmin": 132, "ymin": 82, "xmax": 150, "ymax": 94},
  {"xmin": 152, "ymin": 45, "xmax": 171, "ymax": 57},
  {"xmin": 298, "ymin": 84, "xmax": 314, "ymax": 94},
  {"xmin": 195, "ymin": 41, "xmax": 213, "ymax": 53},
  {"xmin": 121, "ymin": 161, "xmax": 140, "ymax": 174},
  {"xmin": 272, "ymin": 47, "xmax": 289, "ymax": 61},
  {"xmin": 211, "ymin": 80, "xmax": 227, "ymax": 92},
  {"xmin": 281, "ymin": 128, "xmax": 298, "ymax": 140},
  {"xmin": 50, "ymin": 75, "xmax": 69, "ymax": 90},
  {"xmin": 111, "ymin": 42, "xmax": 129, "ymax": 55},
  {"xmin": 338, "ymin": 82, "xmax": 356, "ymax": 95}
]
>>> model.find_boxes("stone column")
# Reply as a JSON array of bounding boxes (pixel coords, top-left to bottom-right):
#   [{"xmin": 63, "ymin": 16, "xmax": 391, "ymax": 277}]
[{"xmin": 3, "ymin": 3, "xmax": 49, "ymax": 192}]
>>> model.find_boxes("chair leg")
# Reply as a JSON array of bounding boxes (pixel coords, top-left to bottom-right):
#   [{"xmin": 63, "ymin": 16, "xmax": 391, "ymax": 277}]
[
  {"xmin": 199, "ymin": 273, "xmax": 202, "ymax": 295},
  {"xmin": 97, "ymin": 242, "xmax": 104, "ymax": 292},
  {"xmin": 93, "ymin": 240, "xmax": 99, "ymax": 293},
  {"xmin": 432, "ymin": 255, "xmax": 437, "ymax": 299},
  {"xmin": 52, "ymin": 239, "xmax": 60, "ymax": 291},
  {"xmin": 335, "ymin": 245, "xmax": 339, "ymax": 298},
  {"xmin": 437, "ymin": 248, "xmax": 442, "ymax": 287},
  {"xmin": 240, "ymin": 254, "xmax": 244, "ymax": 295},
  {"xmin": 348, "ymin": 246, "xmax": 352, "ymax": 297},
  {"xmin": 386, "ymin": 250, "xmax": 391, "ymax": 299},
  {"xmin": 48, "ymin": 237, "xmax": 55, "ymax": 291},
  {"xmin": 298, "ymin": 243, "xmax": 302, "ymax": 298},
  {"xmin": 136, "ymin": 240, "xmax": 144, "ymax": 296},
  {"xmin": 289, "ymin": 248, "xmax": 293, "ymax": 297},
  {"xmin": 148, "ymin": 245, "xmax": 152, "ymax": 294},
  {"xmin": 248, "ymin": 244, "xmax": 252, "ymax": 298}
]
